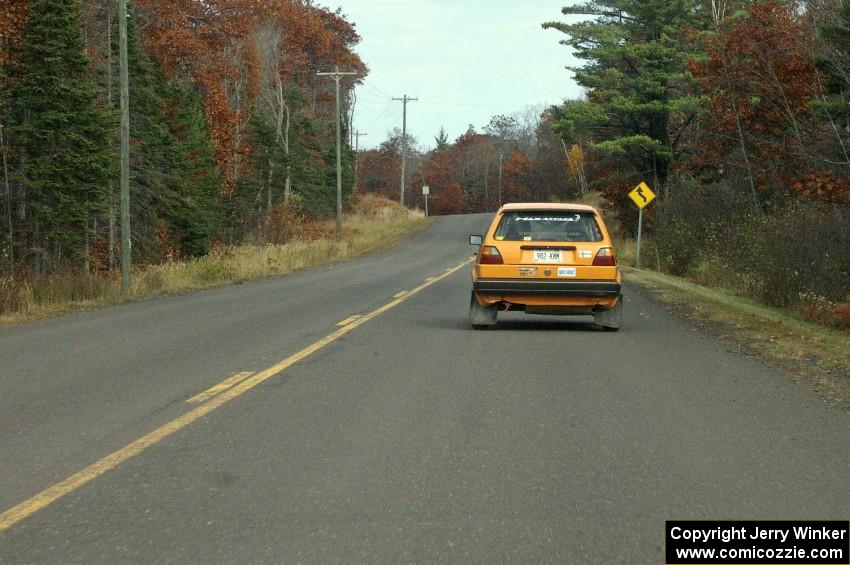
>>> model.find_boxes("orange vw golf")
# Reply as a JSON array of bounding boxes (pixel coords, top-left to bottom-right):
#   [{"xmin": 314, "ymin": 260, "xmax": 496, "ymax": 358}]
[{"xmin": 469, "ymin": 203, "xmax": 622, "ymax": 330}]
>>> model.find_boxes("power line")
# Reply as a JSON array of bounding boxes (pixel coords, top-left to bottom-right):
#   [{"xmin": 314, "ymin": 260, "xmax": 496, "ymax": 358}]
[
  {"xmin": 358, "ymin": 100, "xmax": 400, "ymax": 131},
  {"xmin": 351, "ymin": 97, "xmax": 389, "ymax": 117},
  {"xmin": 360, "ymin": 79, "xmax": 393, "ymax": 99},
  {"xmin": 358, "ymin": 84, "xmax": 390, "ymax": 100},
  {"xmin": 418, "ymin": 100, "xmax": 508, "ymax": 108}
]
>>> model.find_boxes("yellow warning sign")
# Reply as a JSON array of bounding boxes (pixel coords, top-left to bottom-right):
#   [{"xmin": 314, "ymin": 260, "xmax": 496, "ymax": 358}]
[{"xmin": 628, "ymin": 182, "xmax": 656, "ymax": 210}]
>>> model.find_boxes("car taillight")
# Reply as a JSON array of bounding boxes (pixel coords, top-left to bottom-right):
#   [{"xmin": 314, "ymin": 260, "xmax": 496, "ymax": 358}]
[
  {"xmin": 592, "ymin": 247, "xmax": 617, "ymax": 266},
  {"xmin": 478, "ymin": 246, "xmax": 504, "ymax": 265}
]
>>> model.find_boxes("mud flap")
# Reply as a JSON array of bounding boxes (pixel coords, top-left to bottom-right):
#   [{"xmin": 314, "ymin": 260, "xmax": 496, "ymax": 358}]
[
  {"xmin": 469, "ymin": 292, "xmax": 498, "ymax": 328},
  {"xmin": 593, "ymin": 294, "xmax": 623, "ymax": 331}
]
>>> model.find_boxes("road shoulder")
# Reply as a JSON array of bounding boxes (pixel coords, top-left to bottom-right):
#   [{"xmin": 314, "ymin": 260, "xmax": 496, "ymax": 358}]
[
  {"xmin": 623, "ymin": 267, "xmax": 850, "ymax": 411},
  {"xmin": 0, "ymin": 215, "xmax": 434, "ymax": 327}
]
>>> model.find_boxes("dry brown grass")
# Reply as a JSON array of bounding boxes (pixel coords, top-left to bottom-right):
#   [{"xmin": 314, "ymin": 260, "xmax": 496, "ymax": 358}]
[{"xmin": 0, "ymin": 198, "xmax": 429, "ymax": 325}]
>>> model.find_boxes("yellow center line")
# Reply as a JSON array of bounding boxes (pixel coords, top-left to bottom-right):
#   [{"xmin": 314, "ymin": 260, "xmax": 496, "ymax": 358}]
[
  {"xmin": 336, "ymin": 315, "xmax": 362, "ymax": 327},
  {"xmin": 393, "ymin": 290, "xmax": 408, "ymax": 299},
  {"xmin": 0, "ymin": 258, "xmax": 473, "ymax": 533},
  {"xmin": 186, "ymin": 372, "xmax": 255, "ymax": 404}
]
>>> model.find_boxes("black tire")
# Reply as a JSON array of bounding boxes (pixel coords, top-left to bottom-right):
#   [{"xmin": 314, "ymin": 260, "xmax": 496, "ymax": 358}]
[
  {"xmin": 469, "ymin": 292, "xmax": 498, "ymax": 329},
  {"xmin": 593, "ymin": 294, "xmax": 623, "ymax": 332}
]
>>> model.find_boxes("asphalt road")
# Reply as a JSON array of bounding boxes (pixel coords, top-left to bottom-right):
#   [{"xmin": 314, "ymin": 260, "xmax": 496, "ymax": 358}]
[{"xmin": 0, "ymin": 213, "xmax": 847, "ymax": 564}]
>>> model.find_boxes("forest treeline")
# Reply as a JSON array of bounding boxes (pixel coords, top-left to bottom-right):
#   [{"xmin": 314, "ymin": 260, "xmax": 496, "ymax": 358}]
[
  {"xmin": 356, "ymin": 0, "xmax": 850, "ymax": 326},
  {"xmin": 2, "ymin": 0, "xmax": 848, "ymax": 326},
  {"xmin": 0, "ymin": 0, "xmax": 364, "ymax": 275}
]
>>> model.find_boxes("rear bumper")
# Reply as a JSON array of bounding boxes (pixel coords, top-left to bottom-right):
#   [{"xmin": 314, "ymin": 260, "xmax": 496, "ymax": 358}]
[{"xmin": 473, "ymin": 279, "xmax": 621, "ymax": 297}]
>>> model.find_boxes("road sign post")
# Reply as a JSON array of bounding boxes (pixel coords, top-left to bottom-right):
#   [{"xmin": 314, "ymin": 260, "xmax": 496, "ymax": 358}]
[
  {"xmin": 636, "ymin": 207, "xmax": 644, "ymax": 269},
  {"xmin": 628, "ymin": 181, "xmax": 656, "ymax": 269},
  {"xmin": 422, "ymin": 185, "xmax": 430, "ymax": 217}
]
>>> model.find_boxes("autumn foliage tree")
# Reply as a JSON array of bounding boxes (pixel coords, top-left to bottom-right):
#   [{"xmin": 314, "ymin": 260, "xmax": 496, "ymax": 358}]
[
  {"xmin": 427, "ymin": 110, "xmax": 579, "ymax": 214},
  {"xmin": 430, "ymin": 183, "xmax": 471, "ymax": 216},
  {"xmin": 501, "ymin": 152, "xmax": 534, "ymax": 203},
  {"xmin": 808, "ymin": 0, "xmax": 850, "ymax": 203},
  {"xmin": 690, "ymin": 0, "xmax": 829, "ymax": 204},
  {"xmin": 541, "ymin": 0, "xmax": 850, "ymax": 319},
  {"xmin": 133, "ymin": 0, "xmax": 365, "ymax": 198},
  {"xmin": 358, "ymin": 133, "xmax": 403, "ymax": 200},
  {"xmin": 0, "ymin": 0, "xmax": 30, "ymax": 62},
  {"xmin": 0, "ymin": 0, "xmax": 367, "ymax": 274}
]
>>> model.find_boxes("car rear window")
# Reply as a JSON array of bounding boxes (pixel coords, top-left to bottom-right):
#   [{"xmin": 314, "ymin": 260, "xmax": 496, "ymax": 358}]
[{"xmin": 494, "ymin": 211, "xmax": 603, "ymax": 242}]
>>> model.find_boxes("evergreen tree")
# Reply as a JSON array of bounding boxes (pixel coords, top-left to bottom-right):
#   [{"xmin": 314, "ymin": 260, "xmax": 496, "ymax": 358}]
[
  {"xmin": 288, "ymin": 113, "xmax": 329, "ymax": 217},
  {"xmin": 434, "ymin": 127, "xmax": 449, "ymax": 151},
  {"xmin": 121, "ymin": 8, "xmax": 219, "ymax": 259},
  {"xmin": 286, "ymin": 104, "xmax": 354, "ymax": 219},
  {"xmin": 544, "ymin": 1, "xmax": 707, "ymax": 188},
  {"xmin": 12, "ymin": 0, "xmax": 112, "ymax": 270},
  {"xmin": 164, "ymin": 83, "xmax": 220, "ymax": 256}
]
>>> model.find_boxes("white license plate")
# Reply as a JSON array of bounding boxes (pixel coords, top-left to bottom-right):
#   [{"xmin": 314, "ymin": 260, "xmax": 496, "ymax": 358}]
[{"xmin": 533, "ymin": 250, "xmax": 562, "ymax": 264}]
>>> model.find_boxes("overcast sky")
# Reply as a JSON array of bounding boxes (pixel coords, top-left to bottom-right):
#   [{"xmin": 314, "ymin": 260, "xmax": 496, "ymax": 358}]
[{"xmin": 330, "ymin": 1, "xmax": 584, "ymax": 150}]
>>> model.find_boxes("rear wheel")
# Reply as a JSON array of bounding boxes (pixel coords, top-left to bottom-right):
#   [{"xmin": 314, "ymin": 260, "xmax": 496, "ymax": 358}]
[
  {"xmin": 469, "ymin": 292, "xmax": 498, "ymax": 329},
  {"xmin": 593, "ymin": 294, "xmax": 623, "ymax": 332}
]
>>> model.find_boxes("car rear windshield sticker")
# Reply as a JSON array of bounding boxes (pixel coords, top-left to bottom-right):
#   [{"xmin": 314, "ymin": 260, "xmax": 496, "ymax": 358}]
[{"xmin": 515, "ymin": 215, "xmax": 582, "ymax": 222}]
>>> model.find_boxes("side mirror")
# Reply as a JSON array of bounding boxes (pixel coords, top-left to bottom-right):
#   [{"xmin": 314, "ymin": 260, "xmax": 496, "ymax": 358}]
[{"xmin": 469, "ymin": 235, "xmax": 483, "ymax": 246}]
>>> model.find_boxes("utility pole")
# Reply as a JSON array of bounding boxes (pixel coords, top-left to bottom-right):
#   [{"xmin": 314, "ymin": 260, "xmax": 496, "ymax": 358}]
[
  {"xmin": 353, "ymin": 130, "xmax": 367, "ymax": 195},
  {"xmin": 0, "ymin": 121, "xmax": 12, "ymax": 276},
  {"xmin": 392, "ymin": 95, "xmax": 417, "ymax": 207},
  {"xmin": 107, "ymin": 10, "xmax": 115, "ymax": 271},
  {"xmin": 317, "ymin": 67, "xmax": 356, "ymax": 233},
  {"xmin": 498, "ymin": 151, "xmax": 503, "ymax": 207},
  {"xmin": 119, "ymin": 0, "xmax": 131, "ymax": 290}
]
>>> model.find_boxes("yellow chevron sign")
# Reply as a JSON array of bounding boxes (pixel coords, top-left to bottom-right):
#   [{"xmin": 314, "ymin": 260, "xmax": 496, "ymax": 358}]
[{"xmin": 629, "ymin": 182, "xmax": 656, "ymax": 209}]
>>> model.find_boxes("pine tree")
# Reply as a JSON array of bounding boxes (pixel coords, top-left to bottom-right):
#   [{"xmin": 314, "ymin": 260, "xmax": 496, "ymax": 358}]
[
  {"xmin": 163, "ymin": 82, "xmax": 220, "ymax": 256},
  {"xmin": 544, "ymin": 1, "xmax": 707, "ymax": 189},
  {"xmin": 121, "ymin": 8, "xmax": 219, "ymax": 259},
  {"xmin": 434, "ymin": 127, "xmax": 449, "ymax": 151},
  {"xmin": 12, "ymin": 0, "xmax": 112, "ymax": 270},
  {"xmin": 278, "ymin": 95, "xmax": 354, "ymax": 220}
]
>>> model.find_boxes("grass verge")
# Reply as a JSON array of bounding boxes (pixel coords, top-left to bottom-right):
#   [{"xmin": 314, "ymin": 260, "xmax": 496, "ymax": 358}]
[
  {"xmin": 0, "ymin": 203, "xmax": 430, "ymax": 326},
  {"xmin": 624, "ymin": 267, "xmax": 850, "ymax": 410}
]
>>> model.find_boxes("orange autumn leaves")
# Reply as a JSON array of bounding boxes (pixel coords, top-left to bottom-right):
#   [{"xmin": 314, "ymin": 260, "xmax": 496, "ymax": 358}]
[
  {"xmin": 132, "ymin": 0, "xmax": 365, "ymax": 195},
  {"xmin": 0, "ymin": 0, "xmax": 30, "ymax": 62},
  {"xmin": 689, "ymin": 0, "xmax": 850, "ymax": 203},
  {"xmin": 0, "ymin": 0, "xmax": 365, "ymax": 196}
]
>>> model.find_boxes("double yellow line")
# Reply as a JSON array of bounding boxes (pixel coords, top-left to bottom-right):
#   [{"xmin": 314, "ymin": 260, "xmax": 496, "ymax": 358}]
[{"xmin": 0, "ymin": 258, "xmax": 472, "ymax": 532}]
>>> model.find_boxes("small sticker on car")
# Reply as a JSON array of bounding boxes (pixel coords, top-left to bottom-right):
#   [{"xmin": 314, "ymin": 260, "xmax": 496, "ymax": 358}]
[
  {"xmin": 580, "ymin": 250, "xmax": 593, "ymax": 259},
  {"xmin": 558, "ymin": 267, "xmax": 577, "ymax": 277}
]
